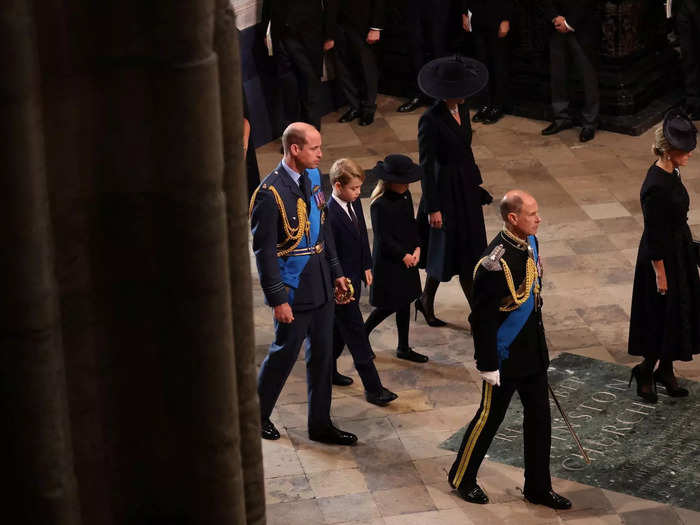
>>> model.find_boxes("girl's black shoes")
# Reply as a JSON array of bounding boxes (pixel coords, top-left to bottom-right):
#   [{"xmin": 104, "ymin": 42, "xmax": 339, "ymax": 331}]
[
  {"xmin": 653, "ymin": 369, "xmax": 689, "ymax": 397},
  {"xmin": 629, "ymin": 364, "xmax": 658, "ymax": 403},
  {"xmin": 414, "ymin": 298, "xmax": 447, "ymax": 327}
]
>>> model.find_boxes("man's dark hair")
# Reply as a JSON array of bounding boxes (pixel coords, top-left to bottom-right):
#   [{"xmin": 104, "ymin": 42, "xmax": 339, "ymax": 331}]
[
  {"xmin": 500, "ymin": 193, "xmax": 524, "ymax": 222},
  {"xmin": 282, "ymin": 125, "xmax": 307, "ymax": 154}
]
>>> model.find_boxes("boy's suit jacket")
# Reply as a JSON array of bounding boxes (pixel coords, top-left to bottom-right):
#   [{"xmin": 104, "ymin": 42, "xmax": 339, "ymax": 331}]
[{"xmin": 327, "ymin": 196, "xmax": 372, "ymax": 299}]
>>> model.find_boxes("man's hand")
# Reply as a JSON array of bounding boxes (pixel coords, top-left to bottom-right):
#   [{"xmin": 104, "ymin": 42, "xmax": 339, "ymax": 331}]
[
  {"xmin": 655, "ymin": 270, "xmax": 668, "ymax": 295},
  {"xmin": 323, "ymin": 39, "xmax": 335, "ymax": 51},
  {"xmin": 429, "ymin": 211, "xmax": 443, "ymax": 229},
  {"xmin": 553, "ymin": 16, "xmax": 568, "ymax": 33},
  {"xmin": 402, "ymin": 253, "xmax": 416, "ymax": 268},
  {"xmin": 412, "ymin": 246, "xmax": 421, "ymax": 264},
  {"xmin": 498, "ymin": 20, "xmax": 510, "ymax": 38},
  {"xmin": 462, "ymin": 13, "xmax": 471, "ymax": 32},
  {"xmin": 366, "ymin": 29, "xmax": 380, "ymax": 44},
  {"xmin": 273, "ymin": 303, "xmax": 294, "ymax": 323},
  {"xmin": 479, "ymin": 370, "xmax": 501, "ymax": 386},
  {"xmin": 364, "ymin": 269, "xmax": 373, "ymax": 286}
]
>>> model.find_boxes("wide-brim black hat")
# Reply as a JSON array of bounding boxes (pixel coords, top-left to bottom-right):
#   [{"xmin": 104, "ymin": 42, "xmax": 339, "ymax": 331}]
[
  {"xmin": 663, "ymin": 108, "xmax": 697, "ymax": 152},
  {"xmin": 370, "ymin": 154, "xmax": 423, "ymax": 183},
  {"xmin": 418, "ymin": 55, "xmax": 489, "ymax": 100}
]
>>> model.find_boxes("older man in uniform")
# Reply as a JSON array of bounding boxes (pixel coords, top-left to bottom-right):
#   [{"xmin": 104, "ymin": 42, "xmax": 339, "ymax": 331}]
[
  {"xmin": 249, "ymin": 122, "xmax": 357, "ymax": 445},
  {"xmin": 447, "ymin": 190, "xmax": 571, "ymax": 509}
]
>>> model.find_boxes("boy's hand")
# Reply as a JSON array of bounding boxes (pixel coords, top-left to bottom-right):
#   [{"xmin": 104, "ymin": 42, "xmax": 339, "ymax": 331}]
[{"xmin": 364, "ymin": 269, "xmax": 373, "ymax": 286}]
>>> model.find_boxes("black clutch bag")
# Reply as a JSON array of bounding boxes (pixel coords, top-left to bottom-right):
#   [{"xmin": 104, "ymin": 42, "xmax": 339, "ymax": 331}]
[{"xmin": 693, "ymin": 239, "xmax": 700, "ymax": 266}]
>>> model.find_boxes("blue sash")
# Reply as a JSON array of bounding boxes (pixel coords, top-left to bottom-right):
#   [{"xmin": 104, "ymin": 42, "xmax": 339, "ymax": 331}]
[
  {"xmin": 495, "ymin": 235, "xmax": 539, "ymax": 366},
  {"xmin": 278, "ymin": 168, "xmax": 324, "ymax": 304}
]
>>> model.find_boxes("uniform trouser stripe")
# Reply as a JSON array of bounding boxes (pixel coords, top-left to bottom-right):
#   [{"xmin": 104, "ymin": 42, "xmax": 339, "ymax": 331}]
[{"xmin": 453, "ymin": 382, "xmax": 493, "ymax": 487}]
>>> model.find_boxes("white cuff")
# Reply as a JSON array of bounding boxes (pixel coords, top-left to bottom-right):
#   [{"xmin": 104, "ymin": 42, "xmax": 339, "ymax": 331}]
[{"xmin": 564, "ymin": 20, "xmax": 574, "ymax": 32}]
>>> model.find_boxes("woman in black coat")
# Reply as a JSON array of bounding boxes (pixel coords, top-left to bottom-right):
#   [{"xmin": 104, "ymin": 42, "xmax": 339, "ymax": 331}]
[
  {"xmin": 364, "ymin": 155, "xmax": 427, "ymax": 363},
  {"xmin": 628, "ymin": 110, "xmax": 700, "ymax": 402},
  {"xmin": 414, "ymin": 56, "xmax": 493, "ymax": 326}
]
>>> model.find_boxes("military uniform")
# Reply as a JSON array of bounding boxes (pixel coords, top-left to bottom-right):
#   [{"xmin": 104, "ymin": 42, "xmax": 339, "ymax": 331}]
[
  {"xmin": 249, "ymin": 162, "xmax": 342, "ymax": 434},
  {"xmin": 448, "ymin": 229, "xmax": 553, "ymax": 497}
]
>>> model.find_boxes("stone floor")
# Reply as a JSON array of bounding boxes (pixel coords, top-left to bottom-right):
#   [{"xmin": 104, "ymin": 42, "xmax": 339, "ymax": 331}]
[{"xmin": 252, "ymin": 95, "xmax": 700, "ymax": 525}]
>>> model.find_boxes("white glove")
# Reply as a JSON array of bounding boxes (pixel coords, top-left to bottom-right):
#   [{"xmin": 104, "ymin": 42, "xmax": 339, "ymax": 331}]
[{"xmin": 479, "ymin": 370, "xmax": 500, "ymax": 387}]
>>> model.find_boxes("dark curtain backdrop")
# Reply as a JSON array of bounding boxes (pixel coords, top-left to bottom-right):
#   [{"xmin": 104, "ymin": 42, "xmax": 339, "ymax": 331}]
[{"xmin": 1, "ymin": 1, "xmax": 265, "ymax": 524}]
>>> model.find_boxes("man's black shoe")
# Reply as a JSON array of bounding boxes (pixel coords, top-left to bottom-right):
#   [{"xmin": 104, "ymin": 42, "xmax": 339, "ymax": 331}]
[
  {"xmin": 541, "ymin": 120, "xmax": 573, "ymax": 135},
  {"xmin": 359, "ymin": 112, "xmax": 375, "ymax": 126},
  {"xmin": 309, "ymin": 424, "xmax": 358, "ymax": 446},
  {"xmin": 579, "ymin": 127, "xmax": 595, "ymax": 142},
  {"xmin": 333, "ymin": 372, "xmax": 354, "ymax": 386},
  {"xmin": 396, "ymin": 346, "xmax": 429, "ymax": 363},
  {"xmin": 365, "ymin": 387, "xmax": 399, "ymax": 406},
  {"xmin": 524, "ymin": 490, "xmax": 572, "ymax": 510},
  {"xmin": 472, "ymin": 105, "xmax": 490, "ymax": 123},
  {"xmin": 261, "ymin": 419, "xmax": 281, "ymax": 440},
  {"xmin": 483, "ymin": 106, "xmax": 503, "ymax": 125},
  {"xmin": 338, "ymin": 108, "xmax": 360, "ymax": 123},
  {"xmin": 397, "ymin": 97, "xmax": 423, "ymax": 113},
  {"xmin": 456, "ymin": 484, "xmax": 489, "ymax": 504}
]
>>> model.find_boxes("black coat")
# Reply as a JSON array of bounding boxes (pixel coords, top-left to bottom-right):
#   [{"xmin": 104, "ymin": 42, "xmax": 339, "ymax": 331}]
[
  {"xmin": 461, "ymin": 0, "xmax": 514, "ymax": 29},
  {"xmin": 262, "ymin": 0, "xmax": 338, "ymax": 73},
  {"xmin": 369, "ymin": 189, "xmax": 422, "ymax": 309},
  {"xmin": 417, "ymin": 101, "xmax": 490, "ymax": 281},
  {"xmin": 338, "ymin": 0, "xmax": 385, "ymax": 34},
  {"xmin": 628, "ymin": 164, "xmax": 700, "ymax": 361},
  {"xmin": 327, "ymin": 196, "xmax": 373, "ymax": 300}
]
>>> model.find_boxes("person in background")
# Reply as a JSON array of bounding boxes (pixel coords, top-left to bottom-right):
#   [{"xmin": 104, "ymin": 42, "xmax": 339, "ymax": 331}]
[
  {"xmin": 335, "ymin": 0, "xmax": 384, "ymax": 126},
  {"xmin": 448, "ymin": 190, "xmax": 571, "ymax": 511},
  {"xmin": 541, "ymin": 0, "xmax": 600, "ymax": 143},
  {"xmin": 460, "ymin": 0, "xmax": 514, "ymax": 124},
  {"xmin": 628, "ymin": 109, "xmax": 700, "ymax": 402},
  {"xmin": 415, "ymin": 55, "xmax": 493, "ymax": 327},
  {"xmin": 327, "ymin": 158, "xmax": 399, "ymax": 406},
  {"xmin": 365, "ymin": 155, "xmax": 428, "ymax": 363},
  {"xmin": 249, "ymin": 122, "xmax": 357, "ymax": 445},
  {"xmin": 262, "ymin": 0, "xmax": 338, "ymax": 130},
  {"xmin": 668, "ymin": 0, "xmax": 700, "ymax": 119}
]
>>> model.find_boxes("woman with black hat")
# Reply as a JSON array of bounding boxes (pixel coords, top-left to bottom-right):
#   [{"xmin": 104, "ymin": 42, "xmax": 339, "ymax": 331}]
[
  {"xmin": 628, "ymin": 109, "xmax": 700, "ymax": 402},
  {"xmin": 364, "ymin": 155, "xmax": 428, "ymax": 363},
  {"xmin": 414, "ymin": 55, "xmax": 494, "ymax": 326}
]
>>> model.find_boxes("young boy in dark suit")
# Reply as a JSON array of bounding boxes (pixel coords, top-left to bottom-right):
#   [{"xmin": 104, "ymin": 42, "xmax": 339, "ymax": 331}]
[{"xmin": 327, "ymin": 158, "xmax": 398, "ymax": 406}]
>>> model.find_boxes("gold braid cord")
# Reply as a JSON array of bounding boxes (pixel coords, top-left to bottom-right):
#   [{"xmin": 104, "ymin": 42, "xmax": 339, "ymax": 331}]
[
  {"xmin": 249, "ymin": 184, "xmax": 310, "ymax": 256},
  {"xmin": 499, "ymin": 257, "xmax": 540, "ymax": 312}
]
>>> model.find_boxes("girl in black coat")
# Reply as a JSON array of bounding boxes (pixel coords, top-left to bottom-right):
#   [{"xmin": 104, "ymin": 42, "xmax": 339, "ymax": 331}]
[
  {"xmin": 628, "ymin": 112, "xmax": 700, "ymax": 402},
  {"xmin": 364, "ymin": 155, "xmax": 428, "ymax": 363}
]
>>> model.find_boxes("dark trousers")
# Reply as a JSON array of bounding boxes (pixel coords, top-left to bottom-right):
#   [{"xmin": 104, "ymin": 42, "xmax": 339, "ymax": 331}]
[
  {"xmin": 407, "ymin": 0, "xmax": 454, "ymax": 97},
  {"xmin": 676, "ymin": 6, "xmax": 700, "ymax": 109},
  {"xmin": 549, "ymin": 32, "xmax": 599, "ymax": 127},
  {"xmin": 364, "ymin": 304, "xmax": 411, "ymax": 349},
  {"xmin": 258, "ymin": 300, "xmax": 333, "ymax": 432},
  {"xmin": 333, "ymin": 301, "xmax": 383, "ymax": 393},
  {"xmin": 448, "ymin": 372, "xmax": 552, "ymax": 495},
  {"xmin": 275, "ymin": 34, "xmax": 322, "ymax": 130},
  {"xmin": 473, "ymin": 27, "xmax": 510, "ymax": 109},
  {"xmin": 334, "ymin": 24, "xmax": 379, "ymax": 115}
]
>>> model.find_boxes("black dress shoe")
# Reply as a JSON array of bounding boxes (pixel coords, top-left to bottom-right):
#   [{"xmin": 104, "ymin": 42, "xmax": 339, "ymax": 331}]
[
  {"xmin": 338, "ymin": 108, "xmax": 360, "ymax": 123},
  {"xmin": 309, "ymin": 424, "xmax": 358, "ymax": 446},
  {"xmin": 397, "ymin": 96, "xmax": 423, "ymax": 113},
  {"xmin": 456, "ymin": 484, "xmax": 489, "ymax": 504},
  {"xmin": 524, "ymin": 490, "xmax": 572, "ymax": 510},
  {"xmin": 333, "ymin": 371, "xmax": 354, "ymax": 386},
  {"xmin": 396, "ymin": 346, "xmax": 429, "ymax": 363},
  {"xmin": 579, "ymin": 127, "xmax": 595, "ymax": 142},
  {"xmin": 541, "ymin": 120, "xmax": 573, "ymax": 135},
  {"xmin": 482, "ymin": 106, "xmax": 503, "ymax": 125},
  {"xmin": 472, "ymin": 105, "xmax": 490, "ymax": 123},
  {"xmin": 365, "ymin": 387, "xmax": 398, "ymax": 406},
  {"xmin": 358, "ymin": 112, "xmax": 375, "ymax": 126},
  {"xmin": 261, "ymin": 419, "xmax": 281, "ymax": 440}
]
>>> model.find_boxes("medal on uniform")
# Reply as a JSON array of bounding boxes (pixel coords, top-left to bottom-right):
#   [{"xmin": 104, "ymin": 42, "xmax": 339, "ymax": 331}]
[{"xmin": 313, "ymin": 188, "xmax": 326, "ymax": 209}]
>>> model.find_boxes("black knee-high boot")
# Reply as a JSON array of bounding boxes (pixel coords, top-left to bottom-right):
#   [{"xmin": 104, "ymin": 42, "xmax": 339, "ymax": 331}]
[{"xmin": 416, "ymin": 276, "xmax": 446, "ymax": 327}]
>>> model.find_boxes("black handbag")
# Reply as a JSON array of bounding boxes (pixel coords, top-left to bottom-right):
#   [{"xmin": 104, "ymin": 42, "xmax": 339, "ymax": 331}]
[{"xmin": 693, "ymin": 239, "xmax": 700, "ymax": 266}]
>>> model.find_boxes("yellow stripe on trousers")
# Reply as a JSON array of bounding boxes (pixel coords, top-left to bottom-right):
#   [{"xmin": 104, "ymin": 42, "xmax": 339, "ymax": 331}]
[{"xmin": 453, "ymin": 382, "xmax": 493, "ymax": 488}]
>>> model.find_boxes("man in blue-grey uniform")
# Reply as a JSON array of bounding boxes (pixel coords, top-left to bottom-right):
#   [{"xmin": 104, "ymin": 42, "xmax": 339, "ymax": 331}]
[
  {"xmin": 447, "ymin": 190, "xmax": 572, "ymax": 509},
  {"xmin": 249, "ymin": 122, "xmax": 358, "ymax": 446}
]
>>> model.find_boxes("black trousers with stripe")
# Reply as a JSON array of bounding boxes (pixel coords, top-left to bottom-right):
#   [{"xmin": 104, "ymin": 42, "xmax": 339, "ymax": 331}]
[{"xmin": 448, "ymin": 372, "xmax": 552, "ymax": 496}]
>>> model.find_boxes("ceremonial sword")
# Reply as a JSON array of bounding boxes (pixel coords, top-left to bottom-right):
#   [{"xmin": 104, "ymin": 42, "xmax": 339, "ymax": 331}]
[{"xmin": 548, "ymin": 384, "xmax": 591, "ymax": 464}]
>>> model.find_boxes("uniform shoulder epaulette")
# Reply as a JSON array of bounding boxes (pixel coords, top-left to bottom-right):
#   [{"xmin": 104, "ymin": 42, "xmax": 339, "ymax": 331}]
[{"xmin": 482, "ymin": 244, "xmax": 505, "ymax": 271}]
